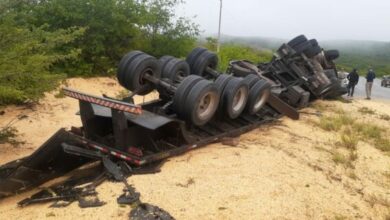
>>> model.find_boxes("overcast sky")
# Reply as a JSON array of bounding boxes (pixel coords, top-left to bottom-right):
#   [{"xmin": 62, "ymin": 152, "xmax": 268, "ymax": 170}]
[{"xmin": 176, "ymin": 0, "xmax": 390, "ymax": 42}]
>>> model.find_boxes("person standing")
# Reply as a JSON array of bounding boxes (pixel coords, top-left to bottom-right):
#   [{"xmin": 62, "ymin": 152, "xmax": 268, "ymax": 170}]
[
  {"xmin": 365, "ymin": 69, "xmax": 376, "ymax": 100},
  {"xmin": 347, "ymin": 68, "xmax": 359, "ymax": 97}
]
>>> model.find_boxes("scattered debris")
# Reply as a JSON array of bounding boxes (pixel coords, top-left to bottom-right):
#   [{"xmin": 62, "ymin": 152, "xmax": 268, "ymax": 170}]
[{"xmin": 129, "ymin": 203, "xmax": 174, "ymax": 220}]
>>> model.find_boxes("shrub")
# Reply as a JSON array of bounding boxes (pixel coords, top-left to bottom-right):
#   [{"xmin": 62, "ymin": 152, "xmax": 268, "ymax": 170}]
[
  {"xmin": 379, "ymin": 114, "xmax": 390, "ymax": 121},
  {"xmin": 0, "ymin": 18, "xmax": 79, "ymax": 104},
  {"xmin": 375, "ymin": 138, "xmax": 390, "ymax": 152},
  {"xmin": 339, "ymin": 128, "xmax": 358, "ymax": 150},
  {"xmin": 203, "ymin": 39, "xmax": 273, "ymax": 72},
  {"xmin": 332, "ymin": 151, "xmax": 347, "ymax": 164},
  {"xmin": 0, "ymin": 127, "xmax": 24, "ymax": 147},
  {"xmin": 358, "ymin": 107, "xmax": 376, "ymax": 115},
  {"xmin": 317, "ymin": 114, "xmax": 354, "ymax": 132},
  {"xmin": 0, "ymin": 86, "xmax": 26, "ymax": 105},
  {"xmin": 316, "ymin": 111, "xmax": 390, "ymax": 153}
]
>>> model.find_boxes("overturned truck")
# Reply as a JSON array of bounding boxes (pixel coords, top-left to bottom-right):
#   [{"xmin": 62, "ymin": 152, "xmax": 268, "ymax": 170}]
[{"xmin": 0, "ymin": 35, "xmax": 346, "ymax": 208}]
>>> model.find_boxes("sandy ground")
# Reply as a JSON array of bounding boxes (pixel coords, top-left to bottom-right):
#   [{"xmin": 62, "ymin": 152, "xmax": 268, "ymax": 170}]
[{"xmin": 0, "ymin": 77, "xmax": 389, "ymax": 220}]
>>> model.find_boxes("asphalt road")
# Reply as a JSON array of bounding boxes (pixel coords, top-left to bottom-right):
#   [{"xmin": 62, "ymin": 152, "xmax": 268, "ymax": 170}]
[{"xmin": 350, "ymin": 77, "xmax": 390, "ymax": 100}]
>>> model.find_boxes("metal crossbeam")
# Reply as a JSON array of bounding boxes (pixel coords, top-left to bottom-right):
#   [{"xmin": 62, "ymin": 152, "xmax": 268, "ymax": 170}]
[{"xmin": 63, "ymin": 88, "xmax": 142, "ymax": 115}]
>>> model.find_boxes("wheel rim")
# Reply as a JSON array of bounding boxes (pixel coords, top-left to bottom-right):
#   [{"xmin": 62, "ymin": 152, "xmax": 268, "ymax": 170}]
[
  {"xmin": 253, "ymin": 90, "xmax": 270, "ymax": 112},
  {"xmin": 177, "ymin": 70, "xmax": 185, "ymax": 77},
  {"xmin": 140, "ymin": 68, "xmax": 153, "ymax": 85},
  {"xmin": 232, "ymin": 87, "xmax": 248, "ymax": 112},
  {"xmin": 197, "ymin": 92, "xmax": 218, "ymax": 120},
  {"xmin": 175, "ymin": 70, "xmax": 187, "ymax": 81}
]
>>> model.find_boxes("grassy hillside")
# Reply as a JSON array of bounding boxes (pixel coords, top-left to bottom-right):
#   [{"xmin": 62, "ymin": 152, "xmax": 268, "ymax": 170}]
[
  {"xmin": 216, "ymin": 35, "xmax": 390, "ymax": 77},
  {"xmin": 322, "ymin": 40, "xmax": 390, "ymax": 77}
]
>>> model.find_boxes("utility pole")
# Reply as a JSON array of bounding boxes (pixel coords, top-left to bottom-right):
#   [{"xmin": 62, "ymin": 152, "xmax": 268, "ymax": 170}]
[{"xmin": 217, "ymin": 0, "xmax": 223, "ymax": 53}]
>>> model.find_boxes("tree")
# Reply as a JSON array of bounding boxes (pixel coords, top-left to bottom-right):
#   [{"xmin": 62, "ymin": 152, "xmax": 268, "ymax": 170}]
[
  {"xmin": 0, "ymin": 15, "xmax": 84, "ymax": 104},
  {"xmin": 0, "ymin": 0, "xmax": 200, "ymax": 105},
  {"xmin": 137, "ymin": 0, "xmax": 199, "ymax": 58},
  {"xmin": 24, "ymin": 0, "xmax": 199, "ymax": 75}
]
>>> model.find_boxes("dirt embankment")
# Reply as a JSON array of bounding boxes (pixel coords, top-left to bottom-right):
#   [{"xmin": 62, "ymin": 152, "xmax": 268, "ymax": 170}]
[{"xmin": 0, "ymin": 77, "xmax": 389, "ymax": 220}]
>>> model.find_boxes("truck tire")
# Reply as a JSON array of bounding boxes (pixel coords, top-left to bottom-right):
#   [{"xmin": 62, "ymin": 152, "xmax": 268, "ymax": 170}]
[
  {"xmin": 324, "ymin": 50, "xmax": 340, "ymax": 61},
  {"xmin": 214, "ymin": 74, "xmax": 233, "ymax": 93},
  {"xmin": 221, "ymin": 78, "xmax": 249, "ymax": 119},
  {"xmin": 242, "ymin": 74, "xmax": 260, "ymax": 89},
  {"xmin": 304, "ymin": 45, "xmax": 322, "ymax": 58},
  {"xmin": 172, "ymin": 75, "xmax": 204, "ymax": 115},
  {"xmin": 191, "ymin": 50, "xmax": 218, "ymax": 77},
  {"xmin": 293, "ymin": 41, "xmax": 311, "ymax": 54},
  {"xmin": 159, "ymin": 55, "xmax": 175, "ymax": 78},
  {"xmin": 182, "ymin": 80, "xmax": 220, "ymax": 126},
  {"xmin": 245, "ymin": 80, "xmax": 271, "ymax": 115},
  {"xmin": 117, "ymin": 51, "xmax": 144, "ymax": 87},
  {"xmin": 304, "ymin": 39, "xmax": 322, "ymax": 58},
  {"xmin": 186, "ymin": 47, "xmax": 208, "ymax": 73},
  {"xmin": 308, "ymin": 39, "xmax": 319, "ymax": 47},
  {"xmin": 287, "ymin": 35, "xmax": 308, "ymax": 48},
  {"xmin": 162, "ymin": 59, "xmax": 190, "ymax": 82},
  {"xmin": 123, "ymin": 54, "xmax": 161, "ymax": 95}
]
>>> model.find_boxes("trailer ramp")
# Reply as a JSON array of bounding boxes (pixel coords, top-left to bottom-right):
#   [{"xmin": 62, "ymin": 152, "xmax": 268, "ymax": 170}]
[{"xmin": 0, "ymin": 129, "xmax": 91, "ymax": 198}]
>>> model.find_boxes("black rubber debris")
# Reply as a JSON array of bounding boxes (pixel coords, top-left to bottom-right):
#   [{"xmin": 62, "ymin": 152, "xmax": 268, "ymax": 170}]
[{"xmin": 129, "ymin": 203, "xmax": 175, "ymax": 220}]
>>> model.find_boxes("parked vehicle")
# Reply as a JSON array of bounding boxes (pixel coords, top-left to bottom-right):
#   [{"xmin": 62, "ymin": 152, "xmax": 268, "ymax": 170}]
[
  {"xmin": 338, "ymin": 71, "xmax": 349, "ymax": 88},
  {"xmin": 381, "ymin": 75, "xmax": 390, "ymax": 87}
]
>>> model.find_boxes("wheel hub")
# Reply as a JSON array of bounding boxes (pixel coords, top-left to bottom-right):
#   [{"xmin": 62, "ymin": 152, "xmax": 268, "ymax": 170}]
[
  {"xmin": 232, "ymin": 87, "xmax": 247, "ymax": 112},
  {"xmin": 197, "ymin": 92, "xmax": 217, "ymax": 120}
]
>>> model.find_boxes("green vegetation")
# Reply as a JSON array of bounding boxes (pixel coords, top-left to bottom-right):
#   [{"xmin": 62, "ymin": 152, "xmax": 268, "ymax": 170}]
[
  {"xmin": 203, "ymin": 37, "xmax": 273, "ymax": 72},
  {"xmin": 339, "ymin": 128, "xmax": 358, "ymax": 150},
  {"xmin": 115, "ymin": 90, "xmax": 130, "ymax": 100},
  {"xmin": 217, "ymin": 44, "xmax": 273, "ymax": 72},
  {"xmin": 331, "ymin": 149, "xmax": 357, "ymax": 169},
  {"xmin": 0, "ymin": 127, "xmax": 23, "ymax": 147},
  {"xmin": 316, "ymin": 109, "xmax": 390, "ymax": 153},
  {"xmin": 332, "ymin": 151, "xmax": 348, "ymax": 165},
  {"xmin": 317, "ymin": 114, "xmax": 354, "ymax": 132},
  {"xmin": 358, "ymin": 107, "xmax": 376, "ymax": 115},
  {"xmin": 375, "ymin": 138, "xmax": 390, "ymax": 153},
  {"xmin": 54, "ymin": 90, "xmax": 66, "ymax": 99},
  {"xmin": 331, "ymin": 40, "xmax": 390, "ymax": 77},
  {"xmin": 0, "ymin": 0, "xmax": 199, "ymax": 105},
  {"xmin": 0, "ymin": 15, "xmax": 83, "ymax": 104}
]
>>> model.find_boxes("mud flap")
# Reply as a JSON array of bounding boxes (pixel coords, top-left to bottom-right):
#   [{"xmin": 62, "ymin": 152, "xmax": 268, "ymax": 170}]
[
  {"xmin": 267, "ymin": 93, "xmax": 299, "ymax": 120},
  {"xmin": 0, "ymin": 129, "xmax": 91, "ymax": 198}
]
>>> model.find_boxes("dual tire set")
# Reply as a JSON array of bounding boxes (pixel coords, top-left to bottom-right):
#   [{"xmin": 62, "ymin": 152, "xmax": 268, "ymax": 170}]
[
  {"xmin": 117, "ymin": 48, "xmax": 271, "ymax": 126},
  {"xmin": 287, "ymin": 35, "xmax": 339, "ymax": 60}
]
